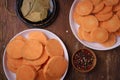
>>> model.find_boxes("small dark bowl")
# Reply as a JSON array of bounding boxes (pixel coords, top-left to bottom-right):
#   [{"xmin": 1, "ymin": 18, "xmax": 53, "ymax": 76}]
[{"xmin": 16, "ymin": 0, "xmax": 59, "ymax": 28}]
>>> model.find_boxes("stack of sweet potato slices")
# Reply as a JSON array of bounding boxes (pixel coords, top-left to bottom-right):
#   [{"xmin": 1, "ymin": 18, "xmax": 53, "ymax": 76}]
[
  {"xmin": 6, "ymin": 31, "xmax": 68, "ymax": 80},
  {"xmin": 73, "ymin": 0, "xmax": 120, "ymax": 47}
]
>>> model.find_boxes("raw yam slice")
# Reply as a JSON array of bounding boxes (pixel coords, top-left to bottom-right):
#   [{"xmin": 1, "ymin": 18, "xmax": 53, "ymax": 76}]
[
  {"xmin": 28, "ymin": 31, "xmax": 47, "ymax": 45},
  {"xmin": 104, "ymin": 0, "xmax": 119, "ymax": 6},
  {"xmin": 81, "ymin": 15, "xmax": 99, "ymax": 32},
  {"xmin": 16, "ymin": 65, "xmax": 37, "ymax": 80},
  {"xmin": 101, "ymin": 34, "xmax": 116, "ymax": 47},
  {"xmin": 92, "ymin": 2, "xmax": 104, "ymax": 13},
  {"xmin": 91, "ymin": 27, "xmax": 109, "ymax": 43},
  {"xmin": 44, "ymin": 56, "xmax": 67, "ymax": 79},
  {"xmin": 101, "ymin": 15, "xmax": 120, "ymax": 32},
  {"xmin": 45, "ymin": 39, "xmax": 64, "ymax": 57},
  {"xmin": 75, "ymin": 0, "xmax": 93, "ymax": 16},
  {"xmin": 95, "ymin": 12, "xmax": 113, "ymax": 21},
  {"xmin": 22, "ymin": 40, "xmax": 43, "ymax": 60},
  {"xmin": 6, "ymin": 39, "xmax": 25, "ymax": 59}
]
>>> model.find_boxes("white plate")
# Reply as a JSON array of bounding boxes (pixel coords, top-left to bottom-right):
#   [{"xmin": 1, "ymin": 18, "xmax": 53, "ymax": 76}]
[
  {"xmin": 3, "ymin": 29, "xmax": 69, "ymax": 80},
  {"xmin": 69, "ymin": 0, "xmax": 120, "ymax": 50}
]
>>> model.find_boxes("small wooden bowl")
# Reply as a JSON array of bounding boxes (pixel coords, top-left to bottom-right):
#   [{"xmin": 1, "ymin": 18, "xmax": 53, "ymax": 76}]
[{"xmin": 72, "ymin": 48, "xmax": 97, "ymax": 73}]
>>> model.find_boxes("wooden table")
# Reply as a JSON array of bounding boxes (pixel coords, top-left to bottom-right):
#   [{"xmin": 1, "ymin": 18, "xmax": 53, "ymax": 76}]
[{"xmin": 0, "ymin": 0, "xmax": 120, "ymax": 80}]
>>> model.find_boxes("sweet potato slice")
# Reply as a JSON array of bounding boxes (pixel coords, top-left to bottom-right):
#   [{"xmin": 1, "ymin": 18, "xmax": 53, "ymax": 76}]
[
  {"xmin": 14, "ymin": 35, "xmax": 26, "ymax": 41},
  {"xmin": 91, "ymin": 27, "xmax": 109, "ymax": 43},
  {"xmin": 91, "ymin": 0, "xmax": 102, "ymax": 5},
  {"xmin": 45, "ymin": 39, "xmax": 64, "ymax": 57},
  {"xmin": 22, "ymin": 40, "xmax": 43, "ymax": 60},
  {"xmin": 43, "ymin": 56, "xmax": 67, "ymax": 79},
  {"xmin": 23, "ymin": 49, "xmax": 48, "ymax": 66},
  {"xmin": 75, "ymin": 0, "xmax": 93, "ymax": 16},
  {"xmin": 81, "ymin": 15, "xmax": 99, "ymax": 32},
  {"xmin": 101, "ymin": 15, "xmax": 120, "ymax": 32},
  {"xmin": 7, "ymin": 60, "xmax": 17, "ymax": 73},
  {"xmin": 6, "ymin": 39, "xmax": 25, "ymax": 59},
  {"xmin": 78, "ymin": 27, "xmax": 84, "ymax": 40},
  {"xmin": 98, "ymin": 6, "xmax": 113, "ymax": 14},
  {"xmin": 73, "ymin": 12, "xmax": 84, "ymax": 25},
  {"xmin": 114, "ymin": 28, "xmax": 120, "ymax": 36},
  {"xmin": 104, "ymin": 0, "xmax": 119, "ymax": 6},
  {"xmin": 92, "ymin": 2, "xmax": 104, "ymax": 13},
  {"xmin": 113, "ymin": 1, "xmax": 120, "ymax": 12},
  {"xmin": 36, "ymin": 69, "xmax": 46, "ymax": 80},
  {"xmin": 28, "ymin": 31, "xmax": 48, "ymax": 45},
  {"xmin": 7, "ymin": 55, "xmax": 23, "ymax": 70},
  {"xmin": 16, "ymin": 65, "xmax": 37, "ymax": 80},
  {"xmin": 95, "ymin": 12, "xmax": 113, "ymax": 21},
  {"xmin": 101, "ymin": 34, "xmax": 116, "ymax": 47},
  {"xmin": 116, "ymin": 10, "xmax": 120, "ymax": 19},
  {"xmin": 82, "ymin": 30, "xmax": 94, "ymax": 42}
]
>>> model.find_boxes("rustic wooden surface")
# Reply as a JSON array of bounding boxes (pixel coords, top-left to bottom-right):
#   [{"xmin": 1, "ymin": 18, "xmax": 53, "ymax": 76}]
[{"xmin": 0, "ymin": 0, "xmax": 120, "ymax": 80}]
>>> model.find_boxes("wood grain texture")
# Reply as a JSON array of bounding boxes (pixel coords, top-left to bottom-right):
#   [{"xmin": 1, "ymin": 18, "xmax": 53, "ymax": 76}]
[{"xmin": 0, "ymin": 0, "xmax": 120, "ymax": 80}]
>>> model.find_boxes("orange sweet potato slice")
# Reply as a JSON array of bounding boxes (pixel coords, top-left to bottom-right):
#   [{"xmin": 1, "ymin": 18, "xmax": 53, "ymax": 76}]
[
  {"xmin": 6, "ymin": 39, "xmax": 25, "ymax": 59},
  {"xmin": 101, "ymin": 34, "xmax": 116, "ymax": 47},
  {"xmin": 14, "ymin": 35, "xmax": 26, "ymax": 41},
  {"xmin": 16, "ymin": 65, "xmax": 37, "ymax": 80},
  {"xmin": 28, "ymin": 31, "xmax": 48, "ymax": 45},
  {"xmin": 114, "ymin": 28, "xmax": 120, "ymax": 36},
  {"xmin": 78, "ymin": 27, "xmax": 84, "ymax": 40},
  {"xmin": 7, "ymin": 55, "xmax": 23, "ymax": 70},
  {"xmin": 91, "ymin": 0, "xmax": 102, "ymax": 5},
  {"xmin": 36, "ymin": 69, "xmax": 46, "ymax": 80},
  {"xmin": 91, "ymin": 27, "xmax": 109, "ymax": 43},
  {"xmin": 82, "ymin": 30, "xmax": 94, "ymax": 42},
  {"xmin": 116, "ymin": 10, "xmax": 120, "ymax": 19},
  {"xmin": 98, "ymin": 6, "xmax": 113, "ymax": 14},
  {"xmin": 23, "ymin": 49, "xmax": 48, "ymax": 66},
  {"xmin": 81, "ymin": 15, "xmax": 99, "ymax": 32},
  {"xmin": 75, "ymin": 0, "xmax": 93, "ymax": 16},
  {"xmin": 104, "ymin": 0, "xmax": 119, "ymax": 6},
  {"xmin": 101, "ymin": 15, "xmax": 120, "ymax": 32},
  {"xmin": 113, "ymin": 1, "xmax": 120, "ymax": 12},
  {"xmin": 7, "ymin": 61, "xmax": 17, "ymax": 73},
  {"xmin": 43, "ymin": 56, "xmax": 67, "ymax": 79},
  {"xmin": 73, "ymin": 11, "xmax": 84, "ymax": 25},
  {"xmin": 92, "ymin": 2, "xmax": 104, "ymax": 13},
  {"xmin": 22, "ymin": 40, "xmax": 43, "ymax": 60},
  {"xmin": 95, "ymin": 12, "xmax": 113, "ymax": 21},
  {"xmin": 45, "ymin": 39, "xmax": 64, "ymax": 57}
]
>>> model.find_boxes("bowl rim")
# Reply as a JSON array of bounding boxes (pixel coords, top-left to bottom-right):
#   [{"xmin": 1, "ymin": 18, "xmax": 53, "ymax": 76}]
[
  {"xmin": 72, "ymin": 48, "xmax": 97, "ymax": 73},
  {"xmin": 16, "ymin": 0, "xmax": 59, "ymax": 28}
]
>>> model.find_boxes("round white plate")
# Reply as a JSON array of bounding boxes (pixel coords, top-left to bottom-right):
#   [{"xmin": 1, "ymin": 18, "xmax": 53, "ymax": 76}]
[
  {"xmin": 69, "ymin": 0, "xmax": 120, "ymax": 50},
  {"xmin": 3, "ymin": 29, "xmax": 69, "ymax": 80}
]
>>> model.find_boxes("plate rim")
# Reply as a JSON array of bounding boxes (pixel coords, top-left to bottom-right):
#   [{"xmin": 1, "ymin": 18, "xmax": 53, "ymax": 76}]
[
  {"xmin": 69, "ymin": 0, "xmax": 120, "ymax": 50},
  {"xmin": 3, "ymin": 29, "xmax": 69, "ymax": 80}
]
